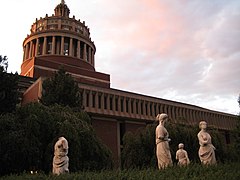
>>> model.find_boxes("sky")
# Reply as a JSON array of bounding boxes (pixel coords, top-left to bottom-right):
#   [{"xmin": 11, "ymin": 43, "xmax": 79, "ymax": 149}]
[{"xmin": 0, "ymin": 0, "xmax": 239, "ymax": 115}]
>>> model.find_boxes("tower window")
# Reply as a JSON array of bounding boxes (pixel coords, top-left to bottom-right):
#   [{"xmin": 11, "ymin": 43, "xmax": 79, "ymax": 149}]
[
  {"xmin": 47, "ymin": 42, "xmax": 52, "ymax": 54},
  {"xmin": 64, "ymin": 42, "xmax": 69, "ymax": 55}
]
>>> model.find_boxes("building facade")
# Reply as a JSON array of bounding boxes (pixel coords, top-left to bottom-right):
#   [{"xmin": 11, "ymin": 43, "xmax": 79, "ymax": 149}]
[{"xmin": 19, "ymin": 1, "xmax": 238, "ymax": 165}]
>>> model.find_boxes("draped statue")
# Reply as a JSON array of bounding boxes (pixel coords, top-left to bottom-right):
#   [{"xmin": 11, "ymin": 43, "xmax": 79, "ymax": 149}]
[
  {"xmin": 52, "ymin": 137, "xmax": 69, "ymax": 175},
  {"xmin": 155, "ymin": 113, "xmax": 173, "ymax": 169},
  {"xmin": 197, "ymin": 121, "xmax": 216, "ymax": 165}
]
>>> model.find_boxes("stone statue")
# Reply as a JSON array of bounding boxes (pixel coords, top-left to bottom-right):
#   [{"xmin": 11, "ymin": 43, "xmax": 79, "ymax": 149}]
[
  {"xmin": 176, "ymin": 143, "xmax": 190, "ymax": 166},
  {"xmin": 197, "ymin": 121, "xmax": 216, "ymax": 165},
  {"xmin": 52, "ymin": 137, "xmax": 69, "ymax": 175},
  {"xmin": 155, "ymin": 113, "xmax": 173, "ymax": 169}
]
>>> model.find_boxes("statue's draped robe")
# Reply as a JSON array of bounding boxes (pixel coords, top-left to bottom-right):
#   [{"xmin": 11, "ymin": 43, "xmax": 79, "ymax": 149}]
[
  {"xmin": 52, "ymin": 137, "xmax": 69, "ymax": 175},
  {"xmin": 197, "ymin": 130, "xmax": 216, "ymax": 165},
  {"xmin": 155, "ymin": 125, "xmax": 172, "ymax": 169}
]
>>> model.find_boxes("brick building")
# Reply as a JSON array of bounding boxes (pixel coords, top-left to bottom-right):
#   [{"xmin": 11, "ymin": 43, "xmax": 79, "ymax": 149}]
[{"xmin": 19, "ymin": 1, "xmax": 238, "ymax": 165}]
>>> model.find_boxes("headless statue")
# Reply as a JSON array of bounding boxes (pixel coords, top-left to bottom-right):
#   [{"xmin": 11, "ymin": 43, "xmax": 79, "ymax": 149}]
[{"xmin": 52, "ymin": 137, "xmax": 69, "ymax": 175}]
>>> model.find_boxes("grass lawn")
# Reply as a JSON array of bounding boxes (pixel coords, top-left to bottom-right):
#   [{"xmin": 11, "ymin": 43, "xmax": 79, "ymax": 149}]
[{"xmin": 1, "ymin": 162, "xmax": 240, "ymax": 180}]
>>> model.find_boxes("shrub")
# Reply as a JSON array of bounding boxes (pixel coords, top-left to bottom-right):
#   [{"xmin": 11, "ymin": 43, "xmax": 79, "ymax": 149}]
[
  {"xmin": 0, "ymin": 103, "xmax": 113, "ymax": 175},
  {"xmin": 121, "ymin": 121, "xmax": 239, "ymax": 169}
]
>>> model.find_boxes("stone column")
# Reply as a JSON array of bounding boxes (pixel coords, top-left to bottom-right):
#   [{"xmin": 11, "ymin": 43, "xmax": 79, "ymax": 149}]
[
  {"xmin": 23, "ymin": 46, "xmax": 26, "ymax": 61},
  {"xmin": 132, "ymin": 99, "xmax": 136, "ymax": 114},
  {"xmin": 95, "ymin": 92, "xmax": 99, "ymax": 110},
  {"xmin": 190, "ymin": 109, "xmax": 194, "ymax": 124},
  {"xmin": 77, "ymin": 40, "xmax": 80, "ymax": 58},
  {"xmin": 193, "ymin": 110, "xmax": 197, "ymax": 124},
  {"xmin": 164, "ymin": 105, "xmax": 168, "ymax": 115},
  {"xmin": 83, "ymin": 43, "xmax": 87, "ymax": 61},
  {"xmin": 101, "ymin": 93, "xmax": 105, "ymax": 110},
  {"xmin": 159, "ymin": 104, "xmax": 163, "ymax": 114},
  {"xmin": 69, "ymin": 38, "xmax": 73, "ymax": 56},
  {"xmin": 92, "ymin": 51, "xmax": 95, "ymax": 67},
  {"xmin": 89, "ymin": 90, "xmax": 93, "ymax": 108},
  {"xmin": 35, "ymin": 38, "xmax": 39, "ymax": 56},
  {"xmin": 25, "ymin": 43, "xmax": 29, "ymax": 60},
  {"xmin": 118, "ymin": 97, "xmax": 121, "ymax": 112},
  {"xmin": 43, "ymin": 36, "xmax": 47, "ymax": 55},
  {"xmin": 182, "ymin": 108, "xmax": 186, "ymax": 121},
  {"xmin": 138, "ymin": 100, "xmax": 141, "ymax": 115},
  {"xmin": 143, "ymin": 101, "xmax": 146, "ymax": 115},
  {"xmin": 61, "ymin": 36, "xmax": 64, "ymax": 55},
  {"xmin": 185, "ymin": 109, "xmax": 189, "ymax": 124},
  {"xmin": 171, "ymin": 106, "xmax": 176, "ymax": 123},
  {"xmin": 29, "ymin": 41, "xmax": 33, "ymax": 58},
  {"xmin": 106, "ymin": 94, "xmax": 110, "ymax": 110},
  {"xmin": 156, "ymin": 104, "xmax": 160, "ymax": 115},
  {"xmin": 112, "ymin": 95, "xmax": 116, "ymax": 112},
  {"xmin": 123, "ymin": 97, "xmax": 127, "ymax": 113},
  {"xmin": 52, "ymin": 36, "xmax": 56, "ymax": 55},
  {"xmin": 88, "ymin": 47, "xmax": 92, "ymax": 63},
  {"xmin": 147, "ymin": 102, "xmax": 151, "ymax": 116},
  {"xmin": 92, "ymin": 50, "xmax": 94, "ymax": 66},
  {"xmin": 82, "ymin": 89, "xmax": 87, "ymax": 108},
  {"xmin": 127, "ymin": 98, "xmax": 132, "ymax": 114},
  {"xmin": 152, "ymin": 103, "xmax": 155, "ymax": 117}
]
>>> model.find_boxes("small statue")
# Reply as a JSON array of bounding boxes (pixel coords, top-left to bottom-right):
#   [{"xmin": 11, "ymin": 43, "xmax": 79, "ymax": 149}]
[
  {"xmin": 197, "ymin": 121, "xmax": 216, "ymax": 165},
  {"xmin": 176, "ymin": 143, "xmax": 190, "ymax": 166},
  {"xmin": 155, "ymin": 113, "xmax": 173, "ymax": 169},
  {"xmin": 52, "ymin": 137, "xmax": 69, "ymax": 175}
]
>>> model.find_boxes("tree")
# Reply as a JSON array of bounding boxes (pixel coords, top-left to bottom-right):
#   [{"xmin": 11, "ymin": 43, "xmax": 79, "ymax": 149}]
[
  {"xmin": 0, "ymin": 103, "xmax": 113, "ymax": 175},
  {"xmin": 121, "ymin": 120, "xmax": 234, "ymax": 169},
  {"xmin": 0, "ymin": 55, "xmax": 8, "ymax": 72},
  {"xmin": 40, "ymin": 68, "xmax": 82, "ymax": 108},
  {"xmin": 121, "ymin": 124, "xmax": 157, "ymax": 169},
  {"xmin": 233, "ymin": 95, "xmax": 240, "ymax": 161},
  {"xmin": 0, "ymin": 55, "xmax": 19, "ymax": 114}
]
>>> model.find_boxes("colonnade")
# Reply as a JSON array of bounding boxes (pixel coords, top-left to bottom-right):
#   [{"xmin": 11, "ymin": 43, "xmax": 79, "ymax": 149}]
[
  {"xmin": 81, "ymin": 86, "xmax": 237, "ymax": 131},
  {"xmin": 23, "ymin": 35, "xmax": 95, "ymax": 66}
]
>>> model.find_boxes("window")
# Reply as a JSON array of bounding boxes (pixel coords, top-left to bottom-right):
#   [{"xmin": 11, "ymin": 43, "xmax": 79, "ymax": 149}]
[
  {"xmin": 47, "ymin": 42, "xmax": 52, "ymax": 54},
  {"xmin": 64, "ymin": 42, "xmax": 69, "ymax": 55}
]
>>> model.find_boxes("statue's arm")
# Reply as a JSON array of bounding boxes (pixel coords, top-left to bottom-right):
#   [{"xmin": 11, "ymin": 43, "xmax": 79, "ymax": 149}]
[
  {"xmin": 198, "ymin": 133, "xmax": 208, "ymax": 146},
  {"xmin": 176, "ymin": 151, "xmax": 179, "ymax": 160}
]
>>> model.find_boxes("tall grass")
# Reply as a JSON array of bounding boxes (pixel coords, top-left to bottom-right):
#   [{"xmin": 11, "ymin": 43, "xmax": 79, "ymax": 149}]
[{"xmin": 2, "ymin": 163, "xmax": 240, "ymax": 180}]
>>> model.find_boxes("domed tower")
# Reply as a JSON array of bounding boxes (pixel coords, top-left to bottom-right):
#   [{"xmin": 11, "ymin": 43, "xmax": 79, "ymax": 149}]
[{"xmin": 20, "ymin": 0, "xmax": 110, "ymax": 88}]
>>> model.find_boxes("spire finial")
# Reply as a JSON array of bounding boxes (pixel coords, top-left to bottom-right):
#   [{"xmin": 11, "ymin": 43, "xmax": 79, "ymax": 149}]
[{"xmin": 61, "ymin": 0, "xmax": 65, "ymax": 4}]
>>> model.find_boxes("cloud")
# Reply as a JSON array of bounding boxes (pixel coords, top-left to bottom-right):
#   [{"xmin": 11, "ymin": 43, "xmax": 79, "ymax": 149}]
[
  {"xmin": 89, "ymin": 0, "xmax": 240, "ymax": 114},
  {"xmin": 0, "ymin": 0, "xmax": 239, "ymax": 114}
]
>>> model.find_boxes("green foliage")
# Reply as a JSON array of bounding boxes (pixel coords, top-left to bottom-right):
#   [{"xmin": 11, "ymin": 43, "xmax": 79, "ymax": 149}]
[
  {"xmin": 121, "ymin": 124, "xmax": 156, "ymax": 169},
  {"xmin": 40, "ymin": 68, "xmax": 82, "ymax": 108},
  {"xmin": 233, "ymin": 94, "xmax": 240, "ymax": 160},
  {"xmin": 0, "ymin": 55, "xmax": 8, "ymax": 72},
  {"xmin": 121, "ymin": 121, "xmax": 239, "ymax": 169},
  {"xmin": 166, "ymin": 123, "xmax": 199, "ymax": 163},
  {"xmin": 2, "ymin": 163, "xmax": 240, "ymax": 180},
  {"xmin": 0, "ymin": 103, "xmax": 113, "ymax": 175},
  {"xmin": 0, "ymin": 57, "xmax": 19, "ymax": 114}
]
